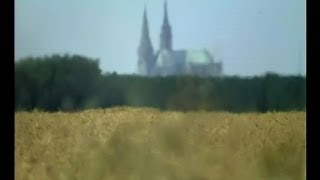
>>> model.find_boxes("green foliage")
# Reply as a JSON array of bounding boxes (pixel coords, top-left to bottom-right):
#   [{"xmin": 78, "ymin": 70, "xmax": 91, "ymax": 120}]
[
  {"xmin": 15, "ymin": 54, "xmax": 101, "ymax": 111},
  {"xmin": 15, "ymin": 54, "xmax": 306, "ymax": 112}
]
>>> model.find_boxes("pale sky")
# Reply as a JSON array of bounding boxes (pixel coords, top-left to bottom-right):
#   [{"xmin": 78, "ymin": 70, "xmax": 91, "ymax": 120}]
[{"xmin": 15, "ymin": 0, "xmax": 306, "ymax": 76}]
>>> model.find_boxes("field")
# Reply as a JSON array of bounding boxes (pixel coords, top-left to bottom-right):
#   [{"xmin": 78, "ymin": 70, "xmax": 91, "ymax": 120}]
[{"xmin": 15, "ymin": 107, "xmax": 306, "ymax": 180}]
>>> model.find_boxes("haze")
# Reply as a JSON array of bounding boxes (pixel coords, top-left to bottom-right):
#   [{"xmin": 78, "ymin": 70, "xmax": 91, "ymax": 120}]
[{"xmin": 15, "ymin": 0, "xmax": 306, "ymax": 76}]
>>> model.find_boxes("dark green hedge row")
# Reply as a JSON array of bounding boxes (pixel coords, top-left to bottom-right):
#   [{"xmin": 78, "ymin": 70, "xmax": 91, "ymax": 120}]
[{"xmin": 15, "ymin": 54, "xmax": 306, "ymax": 112}]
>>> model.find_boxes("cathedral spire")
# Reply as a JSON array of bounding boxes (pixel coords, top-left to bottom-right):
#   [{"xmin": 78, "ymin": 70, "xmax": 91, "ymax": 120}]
[
  {"xmin": 138, "ymin": 5, "xmax": 154, "ymax": 76},
  {"xmin": 140, "ymin": 4, "xmax": 151, "ymax": 45},
  {"xmin": 160, "ymin": 0, "xmax": 172, "ymax": 51},
  {"xmin": 163, "ymin": 0, "xmax": 169, "ymax": 25}
]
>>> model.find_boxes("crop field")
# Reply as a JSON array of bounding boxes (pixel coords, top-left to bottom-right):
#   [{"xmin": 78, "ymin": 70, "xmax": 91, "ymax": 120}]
[{"xmin": 15, "ymin": 107, "xmax": 306, "ymax": 180}]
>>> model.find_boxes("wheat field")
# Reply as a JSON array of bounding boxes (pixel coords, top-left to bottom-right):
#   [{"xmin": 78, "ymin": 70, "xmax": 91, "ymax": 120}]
[{"xmin": 15, "ymin": 107, "xmax": 306, "ymax": 180}]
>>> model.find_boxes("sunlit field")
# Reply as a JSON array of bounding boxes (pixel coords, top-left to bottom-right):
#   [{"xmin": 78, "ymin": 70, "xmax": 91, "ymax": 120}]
[{"xmin": 15, "ymin": 107, "xmax": 305, "ymax": 180}]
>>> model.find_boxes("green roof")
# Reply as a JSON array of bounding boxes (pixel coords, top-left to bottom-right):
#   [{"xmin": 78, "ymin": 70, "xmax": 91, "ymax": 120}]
[
  {"xmin": 186, "ymin": 49, "xmax": 213, "ymax": 64},
  {"xmin": 155, "ymin": 49, "xmax": 214, "ymax": 67}
]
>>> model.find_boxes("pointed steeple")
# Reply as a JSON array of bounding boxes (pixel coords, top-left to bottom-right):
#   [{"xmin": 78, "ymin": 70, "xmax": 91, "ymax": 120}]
[
  {"xmin": 163, "ymin": 0, "xmax": 169, "ymax": 25},
  {"xmin": 160, "ymin": 0, "xmax": 172, "ymax": 51},
  {"xmin": 138, "ymin": 5, "xmax": 155, "ymax": 76},
  {"xmin": 140, "ymin": 4, "xmax": 151, "ymax": 45}
]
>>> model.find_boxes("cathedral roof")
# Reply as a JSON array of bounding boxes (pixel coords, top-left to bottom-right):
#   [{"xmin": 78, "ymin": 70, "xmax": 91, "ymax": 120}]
[
  {"xmin": 186, "ymin": 49, "xmax": 214, "ymax": 64},
  {"xmin": 155, "ymin": 49, "xmax": 214, "ymax": 67}
]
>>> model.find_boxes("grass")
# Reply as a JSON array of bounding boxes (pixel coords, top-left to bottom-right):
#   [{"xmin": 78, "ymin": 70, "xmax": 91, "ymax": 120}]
[{"xmin": 15, "ymin": 107, "xmax": 306, "ymax": 180}]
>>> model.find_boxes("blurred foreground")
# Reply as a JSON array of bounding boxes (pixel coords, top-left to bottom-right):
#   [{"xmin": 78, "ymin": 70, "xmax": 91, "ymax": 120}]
[{"xmin": 15, "ymin": 107, "xmax": 305, "ymax": 180}]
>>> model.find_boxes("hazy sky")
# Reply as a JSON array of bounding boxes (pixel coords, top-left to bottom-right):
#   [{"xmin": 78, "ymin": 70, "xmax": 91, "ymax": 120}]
[{"xmin": 15, "ymin": 0, "xmax": 306, "ymax": 76}]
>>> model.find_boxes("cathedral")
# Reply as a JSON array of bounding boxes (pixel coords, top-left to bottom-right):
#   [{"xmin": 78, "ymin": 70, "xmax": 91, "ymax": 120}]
[{"xmin": 137, "ymin": 1, "xmax": 223, "ymax": 77}]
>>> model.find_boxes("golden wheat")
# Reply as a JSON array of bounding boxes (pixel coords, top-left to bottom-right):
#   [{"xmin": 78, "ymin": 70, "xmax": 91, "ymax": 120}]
[{"xmin": 15, "ymin": 107, "xmax": 306, "ymax": 180}]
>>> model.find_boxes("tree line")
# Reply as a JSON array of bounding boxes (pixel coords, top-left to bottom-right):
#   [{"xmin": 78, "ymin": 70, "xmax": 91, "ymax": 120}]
[{"xmin": 15, "ymin": 54, "xmax": 306, "ymax": 112}]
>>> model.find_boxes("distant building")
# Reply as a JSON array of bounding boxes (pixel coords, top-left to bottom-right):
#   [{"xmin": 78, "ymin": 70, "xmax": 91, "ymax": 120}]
[{"xmin": 137, "ymin": 1, "xmax": 223, "ymax": 77}]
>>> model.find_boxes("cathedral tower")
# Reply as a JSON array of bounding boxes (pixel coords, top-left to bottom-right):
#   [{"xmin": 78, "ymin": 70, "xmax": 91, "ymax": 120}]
[
  {"xmin": 160, "ymin": 0, "xmax": 172, "ymax": 51},
  {"xmin": 138, "ymin": 5, "xmax": 155, "ymax": 75}
]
